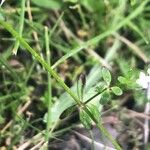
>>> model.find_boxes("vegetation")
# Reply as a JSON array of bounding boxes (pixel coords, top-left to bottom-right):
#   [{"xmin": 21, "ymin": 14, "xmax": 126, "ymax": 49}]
[{"xmin": 0, "ymin": 0, "xmax": 150, "ymax": 149}]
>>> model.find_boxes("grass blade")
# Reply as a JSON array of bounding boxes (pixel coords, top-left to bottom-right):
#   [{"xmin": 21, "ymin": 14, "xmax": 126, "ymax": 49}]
[{"xmin": 52, "ymin": 0, "xmax": 148, "ymax": 69}]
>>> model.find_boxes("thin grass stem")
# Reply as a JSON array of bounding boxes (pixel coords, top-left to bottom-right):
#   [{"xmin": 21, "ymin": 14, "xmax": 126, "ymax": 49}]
[
  {"xmin": 45, "ymin": 26, "xmax": 52, "ymax": 144},
  {"xmin": 12, "ymin": 0, "xmax": 26, "ymax": 55}
]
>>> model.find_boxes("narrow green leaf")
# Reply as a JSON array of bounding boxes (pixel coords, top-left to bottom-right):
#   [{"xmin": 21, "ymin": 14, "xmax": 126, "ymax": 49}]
[
  {"xmin": 130, "ymin": 0, "xmax": 136, "ymax": 6},
  {"xmin": 77, "ymin": 74, "xmax": 86, "ymax": 101},
  {"xmin": 111, "ymin": 86, "xmax": 123, "ymax": 96},
  {"xmin": 102, "ymin": 67, "xmax": 111, "ymax": 86},
  {"xmin": 100, "ymin": 90, "xmax": 111, "ymax": 105},
  {"xmin": 89, "ymin": 104, "xmax": 100, "ymax": 121},
  {"xmin": 59, "ymin": 105, "xmax": 76, "ymax": 119},
  {"xmin": 127, "ymin": 21, "xmax": 148, "ymax": 44},
  {"xmin": 13, "ymin": 0, "xmax": 26, "ymax": 55},
  {"xmin": 0, "ymin": 115, "xmax": 5, "ymax": 124},
  {"xmin": 0, "ymin": 13, "xmax": 4, "ymax": 20},
  {"xmin": 80, "ymin": 109, "xmax": 92, "ymax": 129},
  {"xmin": 118, "ymin": 76, "xmax": 127, "ymax": 84},
  {"xmin": 95, "ymin": 82, "xmax": 107, "ymax": 93},
  {"xmin": 64, "ymin": 0, "xmax": 77, "ymax": 3},
  {"xmin": 32, "ymin": 0, "xmax": 62, "ymax": 9},
  {"xmin": 126, "ymin": 69, "xmax": 134, "ymax": 79}
]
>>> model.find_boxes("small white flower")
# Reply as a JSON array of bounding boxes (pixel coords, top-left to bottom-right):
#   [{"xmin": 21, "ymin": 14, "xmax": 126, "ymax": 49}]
[
  {"xmin": 0, "ymin": 0, "xmax": 5, "ymax": 6},
  {"xmin": 136, "ymin": 70, "xmax": 150, "ymax": 89}
]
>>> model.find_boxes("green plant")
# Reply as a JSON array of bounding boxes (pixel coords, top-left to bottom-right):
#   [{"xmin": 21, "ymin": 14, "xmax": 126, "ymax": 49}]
[
  {"xmin": 0, "ymin": 19, "xmax": 123, "ymax": 150},
  {"xmin": 0, "ymin": 0, "xmax": 150, "ymax": 149}
]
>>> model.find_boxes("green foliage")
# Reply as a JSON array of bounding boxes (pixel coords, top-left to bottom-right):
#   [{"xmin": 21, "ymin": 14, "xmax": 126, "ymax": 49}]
[
  {"xmin": 0, "ymin": 0, "xmax": 149, "ymax": 149},
  {"xmin": 32, "ymin": 0, "xmax": 62, "ymax": 9},
  {"xmin": 133, "ymin": 90, "xmax": 146, "ymax": 106},
  {"xmin": 80, "ymin": 109, "xmax": 92, "ymax": 129},
  {"xmin": 118, "ymin": 76, "xmax": 127, "ymax": 84},
  {"xmin": 64, "ymin": 0, "xmax": 78, "ymax": 3},
  {"xmin": 77, "ymin": 74, "xmax": 86, "ymax": 101},
  {"xmin": 96, "ymin": 82, "xmax": 107, "ymax": 93},
  {"xmin": 80, "ymin": 104, "xmax": 100, "ymax": 129},
  {"xmin": 130, "ymin": 0, "xmax": 137, "ymax": 6},
  {"xmin": 0, "ymin": 13, "xmax": 4, "ymax": 20},
  {"xmin": 89, "ymin": 104, "xmax": 100, "ymax": 120},
  {"xmin": 111, "ymin": 86, "xmax": 123, "ymax": 96},
  {"xmin": 59, "ymin": 105, "xmax": 76, "ymax": 119},
  {"xmin": 0, "ymin": 115, "xmax": 5, "ymax": 124},
  {"xmin": 118, "ymin": 71, "xmax": 138, "ymax": 89},
  {"xmin": 80, "ymin": 0, "xmax": 104, "ymax": 12},
  {"xmin": 101, "ymin": 67, "xmax": 112, "ymax": 86},
  {"xmin": 117, "ymin": 59, "xmax": 139, "ymax": 89},
  {"xmin": 100, "ymin": 90, "xmax": 111, "ymax": 105}
]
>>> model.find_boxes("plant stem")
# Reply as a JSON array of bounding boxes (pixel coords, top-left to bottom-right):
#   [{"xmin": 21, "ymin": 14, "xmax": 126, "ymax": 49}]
[
  {"xmin": 84, "ymin": 88, "xmax": 106, "ymax": 105},
  {"xmin": 13, "ymin": 0, "xmax": 25, "ymax": 55},
  {"xmin": 45, "ymin": 26, "xmax": 52, "ymax": 144},
  {"xmin": 0, "ymin": 20, "xmax": 122, "ymax": 150},
  {"xmin": 0, "ymin": 20, "xmax": 81, "ymax": 106},
  {"xmin": 83, "ymin": 106, "xmax": 122, "ymax": 150}
]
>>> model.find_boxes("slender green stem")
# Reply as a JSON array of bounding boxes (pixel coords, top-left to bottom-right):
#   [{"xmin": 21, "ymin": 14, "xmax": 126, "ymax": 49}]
[
  {"xmin": 77, "ymin": 5, "xmax": 87, "ymax": 29},
  {"xmin": 0, "ymin": 21, "xmax": 123, "ymax": 150},
  {"xmin": 45, "ymin": 26, "xmax": 52, "ymax": 143},
  {"xmin": 61, "ymin": 89, "xmax": 106, "ymax": 118},
  {"xmin": 45, "ymin": 13, "xmax": 65, "ymax": 143},
  {"xmin": 1, "ymin": 7, "xmax": 40, "ymax": 14},
  {"xmin": 0, "ymin": 20, "xmax": 81, "ymax": 106},
  {"xmin": 13, "ymin": 0, "xmax": 25, "ymax": 55},
  {"xmin": 0, "ymin": 56, "xmax": 19, "ymax": 82},
  {"xmin": 83, "ymin": 106, "xmax": 122, "ymax": 150},
  {"xmin": 49, "ymin": 12, "xmax": 64, "ymax": 38},
  {"xmin": 84, "ymin": 88, "xmax": 107, "ymax": 105},
  {"xmin": 0, "ymin": 1, "xmax": 148, "ymax": 149},
  {"xmin": 24, "ymin": 61, "xmax": 36, "ymax": 85},
  {"xmin": 0, "ymin": 91, "xmax": 24, "ymax": 102}
]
